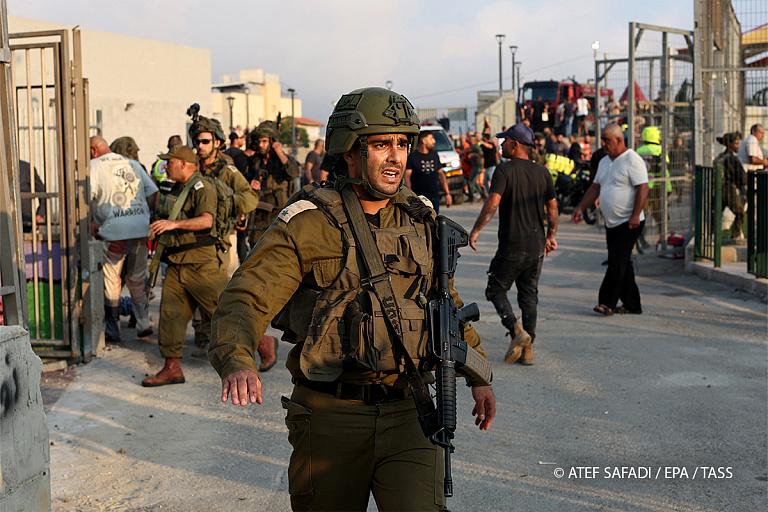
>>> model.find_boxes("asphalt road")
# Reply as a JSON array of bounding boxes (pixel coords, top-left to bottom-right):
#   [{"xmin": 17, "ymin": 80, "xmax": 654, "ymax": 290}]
[{"xmin": 45, "ymin": 201, "xmax": 767, "ymax": 512}]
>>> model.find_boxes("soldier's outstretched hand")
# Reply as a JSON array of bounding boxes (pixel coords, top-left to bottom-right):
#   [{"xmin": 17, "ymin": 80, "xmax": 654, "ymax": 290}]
[
  {"xmin": 221, "ymin": 369, "xmax": 262, "ymax": 406},
  {"xmin": 471, "ymin": 385, "xmax": 496, "ymax": 430}
]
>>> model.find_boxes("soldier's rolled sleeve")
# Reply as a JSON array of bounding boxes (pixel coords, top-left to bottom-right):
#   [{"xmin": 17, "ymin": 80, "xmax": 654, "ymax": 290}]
[
  {"xmin": 283, "ymin": 157, "xmax": 301, "ymax": 179},
  {"xmin": 228, "ymin": 167, "xmax": 260, "ymax": 216}
]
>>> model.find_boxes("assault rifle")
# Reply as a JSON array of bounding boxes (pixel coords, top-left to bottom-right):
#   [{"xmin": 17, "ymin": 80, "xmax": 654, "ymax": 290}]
[{"xmin": 424, "ymin": 215, "xmax": 492, "ymax": 498}]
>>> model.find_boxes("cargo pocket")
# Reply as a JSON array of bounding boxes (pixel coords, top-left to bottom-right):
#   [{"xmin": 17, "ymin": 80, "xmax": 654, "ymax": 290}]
[
  {"xmin": 282, "ymin": 396, "xmax": 314, "ymax": 496},
  {"xmin": 348, "ymin": 290, "xmax": 397, "ymax": 373}
]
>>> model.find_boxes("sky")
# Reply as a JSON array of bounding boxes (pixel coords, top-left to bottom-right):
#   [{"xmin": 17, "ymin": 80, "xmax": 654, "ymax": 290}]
[{"xmin": 9, "ymin": 0, "xmax": 695, "ymax": 123}]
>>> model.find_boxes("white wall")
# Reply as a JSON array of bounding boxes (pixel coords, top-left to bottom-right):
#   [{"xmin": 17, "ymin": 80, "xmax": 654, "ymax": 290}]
[{"xmin": 9, "ymin": 16, "xmax": 212, "ymax": 170}]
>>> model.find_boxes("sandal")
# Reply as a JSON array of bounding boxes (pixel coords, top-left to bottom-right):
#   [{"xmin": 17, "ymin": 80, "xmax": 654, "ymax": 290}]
[
  {"xmin": 593, "ymin": 304, "xmax": 614, "ymax": 316},
  {"xmin": 616, "ymin": 306, "xmax": 642, "ymax": 315}
]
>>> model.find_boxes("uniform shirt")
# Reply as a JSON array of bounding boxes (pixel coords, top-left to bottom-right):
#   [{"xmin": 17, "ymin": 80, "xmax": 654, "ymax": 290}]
[
  {"xmin": 91, "ymin": 152, "xmax": 158, "ymax": 241},
  {"xmin": 406, "ymin": 149, "xmax": 443, "ymax": 199},
  {"xmin": 489, "ymin": 158, "xmax": 556, "ymax": 254},
  {"xmin": 594, "ymin": 149, "xmax": 648, "ymax": 228},
  {"xmin": 714, "ymin": 150, "xmax": 745, "ymax": 189},
  {"xmin": 209, "ymin": 193, "xmax": 486, "ymax": 386},
  {"xmin": 163, "ymin": 177, "xmax": 218, "ymax": 265}
]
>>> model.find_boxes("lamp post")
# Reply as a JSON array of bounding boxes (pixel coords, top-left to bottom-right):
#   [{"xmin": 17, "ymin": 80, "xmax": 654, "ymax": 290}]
[
  {"xmin": 287, "ymin": 88, "xmax": 296, "ymax": 156},
  {"xmin": 495, "ymin": 34, "xmax": 505, "ymax": 97},
  {"xmin": 243, "ymin": 87, "xmax": 250, "ymax": 130},
  {"xmin": 591, "ymin": 40, "xmax": 600, "ymax": 146},
  {"xmin": 226, "ymin": 95, "xmax": 235, "ymax": 132},
  {"xmin": 509, "ymin": 45, "xmax": 517, "ymax": 95},
  {"xmin": 385, "ymin": 80, "xmax": 393, "ymax": 90}
]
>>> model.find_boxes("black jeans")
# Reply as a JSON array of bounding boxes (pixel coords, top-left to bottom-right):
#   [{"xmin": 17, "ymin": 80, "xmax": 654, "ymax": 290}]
[
  {"xmin": 485, "ymin": 250, "xmax": 544, "ymax": 341},
  {"xmin": 236, "ymin": 230, "xmax": 250, "ymax": 266},
  {"xmin": 599, "ymin": 221, "xmax": 644, "ymax": 311}
]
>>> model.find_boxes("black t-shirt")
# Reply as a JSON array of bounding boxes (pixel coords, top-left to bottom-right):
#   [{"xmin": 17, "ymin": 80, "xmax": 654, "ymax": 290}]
[
  {"xmin": 223, "ymin": 146, "xmax": 248, "ymax": 174},
  {"xmin": 406, "ymin": 150, "xmax": 443, "ymax": 198},
  {"xmin": 490, "ymin": 157, "xmax": 556, "ymax": 253}
]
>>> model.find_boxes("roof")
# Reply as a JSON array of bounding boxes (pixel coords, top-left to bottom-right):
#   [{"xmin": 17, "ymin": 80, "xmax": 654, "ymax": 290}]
[{"xmin": 294, "ymin": 117, "xmax": 325, "ymax": 127}]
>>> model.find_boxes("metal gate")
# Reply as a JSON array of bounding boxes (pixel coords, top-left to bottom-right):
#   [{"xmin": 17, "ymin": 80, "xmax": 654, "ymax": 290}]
[
  {"xmin": 8, "ymin": 29, "xmax": 96, "ymax": 362},
  {"xmin": 595, "ymin": 23, "xmax": 696, "ymax": 251}
]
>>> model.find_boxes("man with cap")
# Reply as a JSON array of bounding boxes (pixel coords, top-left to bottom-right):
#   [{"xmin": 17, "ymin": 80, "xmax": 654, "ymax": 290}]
[
  {"xmin": 469, "ymin": 123, "xmax": 558, "ymax": 365},
  {"xmin": 715, "ymin": 132, "xmax": 746, "ymax": 239},
  {"xmin": 209, "ymin": 87, "xmax": 495, "ymax": 510},
  {"xmin": 142, "ymin": 145, "xmax": 231, "ymax": 387},
  {"xmin": 90, "ymin": 136, "xmax": 158, "ymax": 344}
]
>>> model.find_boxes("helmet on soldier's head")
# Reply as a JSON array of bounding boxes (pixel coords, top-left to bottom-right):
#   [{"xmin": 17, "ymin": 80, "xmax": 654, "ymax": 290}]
[
  {"xmin": 110, "ymin": 136, "xmax": 140, "ymax": 161},
  {"xmin": 326, "ymin": 87, "xmax": 420, "ymax": 199},
  {"xmin": 189, "ymin": 116, "xmax": 226, "ymax": 143},
  {"xmin": 641, "ymin": 126, "xmax": 661, "ymax": 145},
  {"xmin": 246, "ymin": 120, "xmax": 280, "ymax": 150}
]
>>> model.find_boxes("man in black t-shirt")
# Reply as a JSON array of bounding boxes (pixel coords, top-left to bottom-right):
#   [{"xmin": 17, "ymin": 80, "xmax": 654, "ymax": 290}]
[
  {"xmin": 405, "ymin": 130, "xmax": 452, "ymax": 213},
  {"xmin": 470, "ymin": 124, "xmax": 558, "ymax": 366}
]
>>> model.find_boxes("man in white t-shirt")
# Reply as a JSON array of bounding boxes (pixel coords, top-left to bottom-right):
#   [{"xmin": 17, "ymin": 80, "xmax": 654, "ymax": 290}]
[
  {"xmin": 738, "ymin": 124, "xmax": 767, "ymax": 171},
  {"xmin": 576, "ymin": 94, "xmax": 590, "ymax": 137},
  {"xmin": 90, "ymin": 136, "xmax": 159, "ymax": 343},
  {"xmin": 572, "ymin": 123, "xmax": 648, "ymax": 315}
]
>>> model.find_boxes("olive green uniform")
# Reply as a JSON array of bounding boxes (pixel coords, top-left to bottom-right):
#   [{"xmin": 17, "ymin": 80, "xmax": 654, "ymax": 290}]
[
  {"xmin": 714, "ymin": 150, "xmax": 745, "ymax": 237},
  {"xmin": 210, "ymin": 185, "xmax": 488, "ymax": 511},
  {"xmin": 157, "ymin": 174, "xmax": 230, "ymax": 359},
  {"xmin": 244, "ymin": 150, "xmax": 301, "ymax": 245}
]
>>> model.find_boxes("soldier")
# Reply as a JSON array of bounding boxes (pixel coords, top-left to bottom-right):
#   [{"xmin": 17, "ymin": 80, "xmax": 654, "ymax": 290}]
[
  {"xmin": 242, "ymin": 120, "xmax": 301, "ymax": 246},
  {"xmin": 141, "ymin": 145, "xmax": 230, "ymax": 387},
  {"xmin": 636, "ymin": 126, "xmax": 671, "ymax": 235},
  {"xmin": 209, "ymin": 87, "xmax": 495, "ymax": 511},
  {"xmin": 187, "ymin": 116, "xmax": 269, "ymax": 363},
  {"xmin": 714, "ymin": 132, "xmax": 746, "ymax": 239}
]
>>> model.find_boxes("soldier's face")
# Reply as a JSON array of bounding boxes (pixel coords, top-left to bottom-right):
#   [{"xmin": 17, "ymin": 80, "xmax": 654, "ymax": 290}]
[
  {"xmin": 194, "ymin": 131, "xmax": 216, "ymax": 160},
  {"xmin": 166, "ymin": 158, "xmax": 185, "ymax": 182},
  {"xmin": 256, "ymin": 137, "xmax": 271, "ymax": 156},
  {"xmin": 346, "ymin": 133, "xmax": 409, "ymax": 197}
]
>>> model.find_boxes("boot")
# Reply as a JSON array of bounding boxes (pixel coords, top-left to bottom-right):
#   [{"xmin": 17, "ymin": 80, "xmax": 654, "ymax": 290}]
[
  {"xmin": 520, "ymin": 344, "xmax": 534, "ymax": 365},
  {"xmin": 257, "ymin": 335, "xmax": 278, "ymax": 372},
  {"xmin": 142, "ymin": 357, "xmax": 185, "ymax": 387},
  {"xmin": 504, "ymin": 322, "xmax": 532, "ymax": 363}
]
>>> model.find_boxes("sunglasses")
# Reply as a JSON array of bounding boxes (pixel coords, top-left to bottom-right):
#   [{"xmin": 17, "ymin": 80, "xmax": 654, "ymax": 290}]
[{"xmin": 193, "ymin": 138, "xmax": 213, "ymax": 146}]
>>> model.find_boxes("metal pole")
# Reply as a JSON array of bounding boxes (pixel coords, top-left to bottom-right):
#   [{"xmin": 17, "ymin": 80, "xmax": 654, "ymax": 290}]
[
  {"xmin": 496, "ymin": 34, "xmax": 505, "ymax": 97},
  {"xmin": 628, "ymin": 22, "xmax": 636, "ymax": 149},
  {"xmin": 288, "ymin": 88, "xmax": 296, "ymax": 155},
  {"xmin": 595, "ymin": 52, "xmax": 601, "ymax": 147},
  {"xmin": 661, "ymin": 31, "xmax": 669, "ymax": 249}
]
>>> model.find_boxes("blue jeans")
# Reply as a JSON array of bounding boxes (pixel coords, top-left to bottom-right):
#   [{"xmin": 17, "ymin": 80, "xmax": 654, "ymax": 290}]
[
  {"xmin": 485, "ymin": 250, "xmax": 544, "ymax": 341},
  {"xmin": 483, "ymin": 166, "xmax": 496, "ymax": 194}
]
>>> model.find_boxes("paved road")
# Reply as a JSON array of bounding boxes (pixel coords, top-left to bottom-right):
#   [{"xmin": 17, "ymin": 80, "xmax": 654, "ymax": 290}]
[{"xmin": 45, "ymin": 201, "xmax": 767, "ymax": 511}]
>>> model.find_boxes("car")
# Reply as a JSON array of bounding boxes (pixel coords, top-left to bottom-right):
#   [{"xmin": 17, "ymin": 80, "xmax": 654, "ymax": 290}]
[{"xmin": 419, "ymin": 124, "xmax": 465, "ymax": 205}]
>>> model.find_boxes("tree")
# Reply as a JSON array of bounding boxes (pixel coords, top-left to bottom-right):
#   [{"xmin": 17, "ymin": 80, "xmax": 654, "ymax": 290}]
[{"xmin": 278, "ymin": 117, "xmax": 309, "ymax": 149}]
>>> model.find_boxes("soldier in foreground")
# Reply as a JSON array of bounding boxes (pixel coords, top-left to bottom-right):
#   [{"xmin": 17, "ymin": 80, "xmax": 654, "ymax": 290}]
[
  {"xmin": 142, "ymin": 146, "xmax": 229, "ymax": 386},
  {"xmin": 209, "ymin": 87, "xmax": 495, "ymax": 511}
]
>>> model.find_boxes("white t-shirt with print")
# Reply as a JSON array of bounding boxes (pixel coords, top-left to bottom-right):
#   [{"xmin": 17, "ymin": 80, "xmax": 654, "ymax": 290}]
[{"xmin": 91, "ymin": 153, "xmax": 158, "ymax": 241}]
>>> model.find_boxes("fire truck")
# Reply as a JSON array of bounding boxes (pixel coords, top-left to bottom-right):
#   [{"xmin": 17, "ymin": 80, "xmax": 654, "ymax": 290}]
[{"xmin": 518, "ymin": 80, "xmax": 614, "ymax": 134}]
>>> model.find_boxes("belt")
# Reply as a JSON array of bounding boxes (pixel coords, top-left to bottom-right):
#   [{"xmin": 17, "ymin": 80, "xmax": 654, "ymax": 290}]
[{"xmin": 296, "ymin": 379, "xmax": 411, "ymax": 404}]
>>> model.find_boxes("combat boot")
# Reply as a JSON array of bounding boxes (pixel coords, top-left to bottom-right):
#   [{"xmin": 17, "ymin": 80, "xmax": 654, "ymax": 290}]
[
  {"xmin": 142, "ymin": 357, "xmax": 185, "ymax": 387},
  {"xmin": 504, "ymin": 322, "xmax": 532, "ymax": 363},
  {"xmin": 520, "ymin": 344, "xmax": 534, "ymax": 365}
]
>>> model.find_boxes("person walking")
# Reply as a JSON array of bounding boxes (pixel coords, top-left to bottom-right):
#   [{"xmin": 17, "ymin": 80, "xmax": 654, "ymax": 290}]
[
  {"xmin": 469, "ymin": 123, "xmax": 557, "ymax": 365},
  {"xmin": 572, "ymin": 123, "xmax": 648, "ymax": 316},
  {"xmin": 405, "ymin": 129, "xmax": 452, "ymax": 214},
  {"xmin": 714, "ymin": 132, "xmax": 746, "ymax": 239},
  {"xmin": 208, "ymin": 87, "xmax": 495, "ymax": 511}
]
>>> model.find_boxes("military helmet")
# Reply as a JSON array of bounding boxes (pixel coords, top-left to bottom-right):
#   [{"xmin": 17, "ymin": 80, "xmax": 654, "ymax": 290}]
[
  {"xmin": 326, "ymin": 87, "xmax": 420, "ymax": 155},
  {"xmin": 641, "ymin": 126, "xmax": 661, "ymax": 145},
  {"xmin": 110, "ymin": 136, "xmax": 140, "ymax": 161},
  {"xmin": 246, "ymin": 120, "xmax": 280, "ymax": 149},
  {"xmin": 189, "ymin": 115, "xmax": 226, "ymax": 143}
]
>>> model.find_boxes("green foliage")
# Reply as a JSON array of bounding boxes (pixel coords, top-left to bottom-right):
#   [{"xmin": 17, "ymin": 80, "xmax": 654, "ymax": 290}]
[{"xmin": 279, "ymin": 117, "xmax": 310, "ymax": 148}]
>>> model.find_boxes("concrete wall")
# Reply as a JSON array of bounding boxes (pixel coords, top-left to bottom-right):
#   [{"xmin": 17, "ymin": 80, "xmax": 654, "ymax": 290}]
[
  {"xmin": 9, "ymin": 16, "xmax": 212, "ymax": 171},
  {"xmin": 0, "ymin": 326, "xmax": 50, "ymax": 511}
]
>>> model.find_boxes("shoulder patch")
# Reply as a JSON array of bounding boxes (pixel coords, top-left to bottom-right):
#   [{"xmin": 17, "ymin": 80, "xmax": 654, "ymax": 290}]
[
  {"xmin": 226, "ymin": 164, "xmax": 240, "ymax": 174},
  {"xmin": 417, "ymin": 195, "xmax": 434, "ymax": 209},
  {"xmin": 278, "ymin": 199, "xmax": 318, "ymax": 223},
  {"xmin": 194, "ymin": 180, "xmax": 205, "ymax": 190}
]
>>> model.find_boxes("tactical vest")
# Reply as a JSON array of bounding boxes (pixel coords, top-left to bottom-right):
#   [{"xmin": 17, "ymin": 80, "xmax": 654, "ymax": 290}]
[
  {"xmin": 199, "ymin": 159, "xmax": 237, "ymax": 243},
  {"xmin": 272, "ymin": 185, "xmax": 435, "ymax": 382},
  {"xmin": 154, "ymin": 173, "xmax": 209, "ymax": 248}
]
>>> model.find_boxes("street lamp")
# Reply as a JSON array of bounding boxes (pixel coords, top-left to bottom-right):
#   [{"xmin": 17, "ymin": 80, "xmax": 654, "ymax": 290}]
[
  {"xmin": 226, "ymin": 95, "xmax": 235, "ymax": 132},
  {"xmin": 591, "ymin": 41, "xmax": 601, "ymax": 145},
  {"xmin": 385, "ymin": 80, "xmax": 393, "ymax": 90},
  {"xmin": 287, "ymin": 88, "xmax": 296, "ymax": 156},
  {"xmin": 243, "ymin": 87, "xmax": 251, "ymax": 130},
  {"xmin": 495, "ymin": 34, "xmax": 505, "ymax": 96},
  {"xmin": 509, "ymin": 45, "xmax": 517, "ymax": 94}
]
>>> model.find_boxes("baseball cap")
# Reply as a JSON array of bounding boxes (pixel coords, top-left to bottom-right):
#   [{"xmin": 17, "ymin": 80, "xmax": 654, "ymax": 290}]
[
  {"xmin": 158, "ymin": 145, "xmax": 198, "ymax": 164},
  {"xmin": 496, "ymin": 124, "xmax": 535, "ymax": 147}
]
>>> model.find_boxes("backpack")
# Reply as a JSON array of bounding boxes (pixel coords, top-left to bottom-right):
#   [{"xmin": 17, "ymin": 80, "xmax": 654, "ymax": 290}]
[{"xmin": 198, "ymin": 173, "xmax": 235, "ymax": 244}]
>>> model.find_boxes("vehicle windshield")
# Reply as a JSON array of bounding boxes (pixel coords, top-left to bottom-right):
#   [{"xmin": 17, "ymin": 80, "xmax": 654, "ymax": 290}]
[
  {"xmin": 522, "ymin": 85, "xmax": 558, "ymax": 102},
  {"xmin": 429, "ymin": 129, "xmax": 454, "ymax": 152}
]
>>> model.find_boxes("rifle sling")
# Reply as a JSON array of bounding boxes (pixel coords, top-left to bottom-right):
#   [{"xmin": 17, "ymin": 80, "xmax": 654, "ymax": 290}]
[
  {"xmin": 148, "ymin": 173, "xmax": 200, "ymax": 273},
  {"xmin": 339, "ymin": 185, "xmax": 437, "ymax": 436}
]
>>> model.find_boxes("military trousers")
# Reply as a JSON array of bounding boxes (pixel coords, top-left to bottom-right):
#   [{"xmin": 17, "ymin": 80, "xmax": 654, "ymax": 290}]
[
  {"xmin": 157, "ymin": 260, "xmax": 228, "ymax": 359},
  {"xmin": 722, "ymin": 185, "xmax": 745, "ymax": 237},
  {"xmin": 283, "ymin": 384, "xmax": 446, "ymax": 512}
]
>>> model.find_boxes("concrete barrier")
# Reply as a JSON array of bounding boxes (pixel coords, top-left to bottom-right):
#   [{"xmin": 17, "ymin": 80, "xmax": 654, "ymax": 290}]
[{"xmin": 0, "ymin": 326, "xmax": 50, "ymax": 511}]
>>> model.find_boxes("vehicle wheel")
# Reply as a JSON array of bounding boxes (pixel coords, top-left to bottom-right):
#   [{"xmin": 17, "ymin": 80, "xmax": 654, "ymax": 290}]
[
  {"xmin": 583, "ymin": 205, "xmax": 597, "ymax": 225},
  {"xmin": 452, "ymin": 192, "xmax": 464, "ymax": 206}
]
